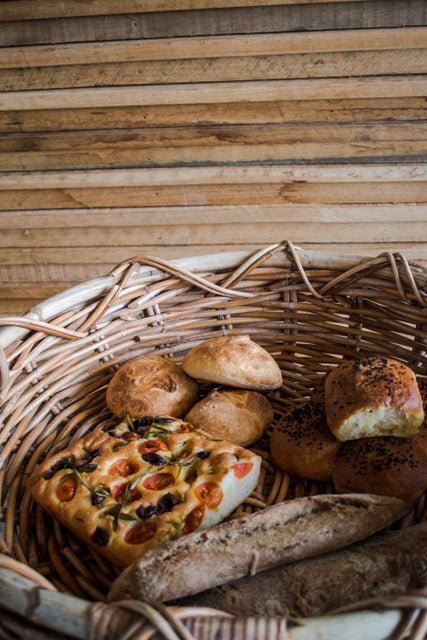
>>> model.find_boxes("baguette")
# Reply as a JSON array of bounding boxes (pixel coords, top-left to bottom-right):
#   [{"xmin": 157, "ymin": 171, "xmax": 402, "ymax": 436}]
[
  {"xmin": 175, "ymin": 521, "xmax": 427, "ymax": 617},
  {"xmin": 108, "ymin": 493, "xmax": 408, "ymax": 603}
]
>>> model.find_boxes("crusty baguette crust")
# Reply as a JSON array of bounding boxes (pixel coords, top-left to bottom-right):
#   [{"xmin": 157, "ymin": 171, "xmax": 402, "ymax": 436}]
[
  {"xmin": 176, "ymin": 521, "xmax": 427, "ymax": 617},
  {"xmin": 108, "ymin": 493, "xmax": 409, "ymax": 602}
]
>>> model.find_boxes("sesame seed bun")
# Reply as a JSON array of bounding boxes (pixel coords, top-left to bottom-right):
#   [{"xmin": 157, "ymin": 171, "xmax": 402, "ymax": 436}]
[
  {"xmin": 333, "ymin": 427, "xmax": 427, "ymax": 504},
  {"xmin": 270, "ymin": 401, "xmax": 340, "ymax": 482},
  {"xmin": 325, "ymin": 356, "xmax": 424, "ymax": 442}
]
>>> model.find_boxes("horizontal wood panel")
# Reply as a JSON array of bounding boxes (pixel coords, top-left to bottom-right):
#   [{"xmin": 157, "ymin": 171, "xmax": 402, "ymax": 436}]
[
  {"xmin": 2, "ymin": 76, "xmax": 425, "ymax": 111},
  {"xmin": 3, "ymin": 204, "xmax": 427, "ymax": 228},
  {"xmin": 3, "ymin": 49, "xmax": 426, "ymax": 92},
  {"xmin": 1, "ymin": 124, "xmax": 425, "ymax": 170},
  {"xmin": 2, "ymin": 243, "xmax": 426, "ymax": 267},
  {"xmin": 0, "ymin": 0, "xmax": 371, "ymax": 22},
  {"xmin": 1, "ymin": 2, "xmax": 425, "ymax": 46},
  {"xmin": 2, "ymin": 28, "xmax": 426, "ymax": 69},
  {"xmin": 1, "ymin": 183, "xmax": 426, "ymax": 210},
  {"xmin": 1, "ymin": 8, "xmax": 425, "ymax": 316},
  {"xmin": 1, "ymin": 165, "xmax": 425, "ymax": 189},
  {"xmin": 3, "ymin": 222, "xmax": 426, "ymax": 248},
  {"xmin": 1, "ymin": 98, "xmax": 425, "ymax": 133}
]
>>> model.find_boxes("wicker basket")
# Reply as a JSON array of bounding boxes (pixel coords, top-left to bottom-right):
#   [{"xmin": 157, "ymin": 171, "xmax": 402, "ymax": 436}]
[{"xmin": 0, "ymin": 240, "xmax": 426, "ymax": 640}]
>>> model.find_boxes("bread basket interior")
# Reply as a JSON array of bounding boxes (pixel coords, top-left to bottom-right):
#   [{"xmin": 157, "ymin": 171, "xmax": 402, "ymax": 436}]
[{"xmin": 0, "ymin": 241, "xmax": 426, "ymax": 637}]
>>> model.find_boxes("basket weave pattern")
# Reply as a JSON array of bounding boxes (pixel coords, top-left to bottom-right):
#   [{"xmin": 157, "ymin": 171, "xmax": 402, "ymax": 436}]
[{"xmin": 0, "ymin": 241, "xmax": 426, "ymax": 639}]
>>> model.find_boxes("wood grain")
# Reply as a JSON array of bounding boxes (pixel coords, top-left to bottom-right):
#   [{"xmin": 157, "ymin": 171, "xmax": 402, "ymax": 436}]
[
  {"xmin": 1, "ymin": 28, "xmax": 426, "ymax": 69},
  {"xmin": 0, "ymin": 6, "xmax": 425, "ymax": 315},
  {"xmin": 1, "ymin": 98, "xmax": 424, "ymax": 133},
  {"xmin": 3, "ymin": 49, "xmax": 426, "ymax": 92},
  {"xmin": 0, "ymin": 0, "xmax": 373, "ymax": 22},
  {"xmin": 1, "ymin": 2, "xmax": 425, "ymax": 46},
  {"xmin": 1, "ymin": 76, "xmax": 425, "ymax": 111}
]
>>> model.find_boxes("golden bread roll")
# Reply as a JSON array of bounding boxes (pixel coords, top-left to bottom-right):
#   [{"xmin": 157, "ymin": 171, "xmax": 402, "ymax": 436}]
[
  {"xmin": 185, "ymin": 388, "xmax": 273, "ymax": 446},
  {"xmin": 325, "ymin": 356, "xmax": 424, "ymax": 442},
  {"xmin": 182, "ymin": 335, "xmax": 282, "ymax": 390},
  {"xmin": 106, "ymin": 354, "xmax": 199, "ymax": 419},
  {"xmin": 270, "ymin": 401, "xmax": 340, "ymax": 481},
  {"xmin": 333, "ymin": 427, "xmax": 427, "ymax": 504}
]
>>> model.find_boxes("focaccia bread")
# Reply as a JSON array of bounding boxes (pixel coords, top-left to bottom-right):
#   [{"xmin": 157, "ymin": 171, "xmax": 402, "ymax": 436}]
[{"xmin": 28, "ymin": 416, "xmax": 261, "ymax": 568}]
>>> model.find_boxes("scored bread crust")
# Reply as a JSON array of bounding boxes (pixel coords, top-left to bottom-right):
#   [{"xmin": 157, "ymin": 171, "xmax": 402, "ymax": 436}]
[
  {"xmin": 106, "ymin": 354, "xmax": 199, "ymax": 419},
  {"xmin": 185, "ymin": 388, "xmax": 273, "ymax": 446},
  {"xmin": 181, "ymin": 335, "xmax": 282, "ymax": 390},
  {"xmin": 108, "ymin": 493, "xmax": 409, "ymax": 603},
  {"xmin": 28, "ymin": 416, "xmax": 261, "ymax": 568},
  {"xmin": 325, "ymin": 356, "xmax": 424, "ymax": 441}
]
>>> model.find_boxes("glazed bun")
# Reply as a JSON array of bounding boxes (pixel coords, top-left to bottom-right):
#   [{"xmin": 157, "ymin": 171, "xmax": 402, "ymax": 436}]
[
  {"xmin": 270, "ymin": 401, "xmax": 340, "ymax": 482},
  {"xmin": 106, "ymin": 354, "xmax": 199, "ymax": 419},
  {"xmin": 185, "ymin": 388, "xmax": 273, "ymax": 446},
  {"xmin": 333, "ymin": 427, "xmax": 427, "ymax": 504},
  {"xmin": 182, "ymin": 335, "xmax": 282, "ymax": 390},
  {"xmin": 325, "ymin": 356, "xmax": 424, "ymax": 442}
]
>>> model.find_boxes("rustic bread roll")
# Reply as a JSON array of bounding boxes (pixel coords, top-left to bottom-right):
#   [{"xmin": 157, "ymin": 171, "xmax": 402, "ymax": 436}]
[
  {"xmin": 185, "ymin": 388, "xmax": 273, "ymax": 446},
  {"xmin": 270, "ymin": 400, "xmax": 340, "ymax": 481},
  {"xmin": 325, "ymin": 356, "xmax": 424, "ymax": 441},
  {"xmin": 181, "ymin": 335, "xmax": 282, "ymax": 390},
  {"xmin": 333, "ymin": 426, "xmax": 427, "ymax": 504},
  {"xmin": 106, "ymin": 354, "xmax": 199, "ymax": 419}
]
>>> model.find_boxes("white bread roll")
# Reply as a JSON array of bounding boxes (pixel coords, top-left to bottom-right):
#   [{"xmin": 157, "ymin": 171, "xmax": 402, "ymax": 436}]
[
  {"xmin": 185, "ymin": 388, "xmax": 273, "ymax": 446},
  {"xmin": 182, "ymin": 335, "xmax": 282, "ymax": 390}
]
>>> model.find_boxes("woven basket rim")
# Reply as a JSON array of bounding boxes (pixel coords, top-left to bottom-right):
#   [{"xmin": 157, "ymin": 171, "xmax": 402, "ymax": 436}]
[
  {"xmin": 1, "ymin": 241, "xmax": 427, "ymax": 640},
  {"xmin": 1, "ymin": 243, "xmax": 426, "ymax": 351}
]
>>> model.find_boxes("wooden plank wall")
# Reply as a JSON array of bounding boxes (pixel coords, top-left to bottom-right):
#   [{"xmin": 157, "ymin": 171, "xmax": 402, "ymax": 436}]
[{"xmin": 0, "ymin": 0, "xmax": 426, "ymax": 313}]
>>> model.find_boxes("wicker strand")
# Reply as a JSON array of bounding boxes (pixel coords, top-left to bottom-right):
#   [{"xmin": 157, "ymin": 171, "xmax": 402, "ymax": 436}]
[
  {"xmin": 126, "ymin": 255, "xmax": 254, "ymax": 299},
  {"xmin": 221, "ymin": 242, "xmax": 285, "ymax": 289},
  {"xmin": 0, "ymin": 245, "xmax": 427, "ymax": 639}
]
